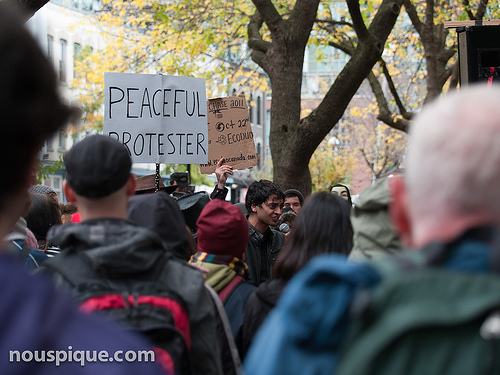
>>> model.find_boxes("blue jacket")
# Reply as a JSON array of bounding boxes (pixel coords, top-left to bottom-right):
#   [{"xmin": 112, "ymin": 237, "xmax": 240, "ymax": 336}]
[
  {"xmin": 244, "ymin": 227, "xmax": 493, "ymax": 375},
  {"xmin": 0, "ymin": 253, "xmax": 164, "ymax": 374},
  {"xmin": 11, "ymin": 239, "xmax": 48, "ymax": 270}
]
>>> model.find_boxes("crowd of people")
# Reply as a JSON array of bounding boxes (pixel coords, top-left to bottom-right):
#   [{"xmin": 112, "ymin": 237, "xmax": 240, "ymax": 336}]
[{"xmin": 3, "ymin": 3, "xmax": 500, "ymax": 374}]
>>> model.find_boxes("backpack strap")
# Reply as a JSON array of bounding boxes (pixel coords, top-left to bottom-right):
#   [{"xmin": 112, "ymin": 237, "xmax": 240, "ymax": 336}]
[
  {"xmin": 19, "ymin": 243, "xmax": 33, "ymax": 262},
  {"xmin": 219, "ymin": 275, "xmax": 245, "ymax": 303},
  {"xmin": 12, "ymin": 240, "xmax": 35, "ymax": 263},
  {"xmin": 204, "ymin": 284, "xmax": 243, "ymax": 375}
]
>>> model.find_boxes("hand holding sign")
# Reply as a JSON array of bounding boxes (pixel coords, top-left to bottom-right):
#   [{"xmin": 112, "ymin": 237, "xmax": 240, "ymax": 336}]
[{"xmin": 215, "ymin": 158, "xmax": 233, "ymax": 189}]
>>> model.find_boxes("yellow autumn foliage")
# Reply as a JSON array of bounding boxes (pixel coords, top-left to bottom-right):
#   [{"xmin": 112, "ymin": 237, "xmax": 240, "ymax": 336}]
[{"xmin": 309, "ymin": 137, "xmax": 353, "ymax": 192}]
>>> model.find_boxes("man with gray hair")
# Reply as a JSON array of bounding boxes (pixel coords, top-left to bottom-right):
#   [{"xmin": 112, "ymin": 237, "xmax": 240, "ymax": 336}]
[
  {"xmin": 244, "ymin": 84, "xmax": 500, "ymax": 375},
  {"xmin": 391, "ymin": 85, "xmax": 500, "ymax": 249}
]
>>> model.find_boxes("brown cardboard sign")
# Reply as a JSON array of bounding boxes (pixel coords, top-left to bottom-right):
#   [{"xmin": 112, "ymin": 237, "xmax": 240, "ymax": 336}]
[{"xmin": 199, "ymin": 96, "xmax": 258, "ymax": 174}]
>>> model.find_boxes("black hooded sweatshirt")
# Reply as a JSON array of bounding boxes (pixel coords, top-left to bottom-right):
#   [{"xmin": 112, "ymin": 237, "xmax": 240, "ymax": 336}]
[{"xmin": 240, "ymin": 278, "xmax": 287, "ymax": 358}]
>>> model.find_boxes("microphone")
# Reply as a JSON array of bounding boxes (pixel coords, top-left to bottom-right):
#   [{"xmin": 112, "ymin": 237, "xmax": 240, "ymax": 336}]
[{"xmin": 279, "ymin": 223, "xmax": 290, "ymax": 234}]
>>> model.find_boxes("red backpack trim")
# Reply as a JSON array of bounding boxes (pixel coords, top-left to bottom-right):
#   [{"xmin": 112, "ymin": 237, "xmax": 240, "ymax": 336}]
[
  {"xmin": 152, "ymin": 347, "xmax": 175, "ymax": 375},
  {"xmin": 80, "ymin": 294, "xmax": 191, "ymax": 349}
]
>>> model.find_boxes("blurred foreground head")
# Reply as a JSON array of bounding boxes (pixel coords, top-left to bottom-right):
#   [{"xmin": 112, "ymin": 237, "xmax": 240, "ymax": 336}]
[
  {"xmin": 392, "ymin": 85, "xmax": 500, "ymax": 247},
  {"xmin": 0, "ymin": 4, "xmax": 73, "ymax": 211}
]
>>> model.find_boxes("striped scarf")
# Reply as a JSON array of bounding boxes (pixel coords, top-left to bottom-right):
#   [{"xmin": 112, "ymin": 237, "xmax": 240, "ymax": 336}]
[{"xmin": 190, "ymin": 252, "xmax": 248, "ymax": 276}]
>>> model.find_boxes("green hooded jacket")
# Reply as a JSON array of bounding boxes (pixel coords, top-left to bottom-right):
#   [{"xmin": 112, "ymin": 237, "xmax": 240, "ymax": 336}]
[{"xmin": 349, "ymin": 177, "xmax": 402, "ymax": 261}]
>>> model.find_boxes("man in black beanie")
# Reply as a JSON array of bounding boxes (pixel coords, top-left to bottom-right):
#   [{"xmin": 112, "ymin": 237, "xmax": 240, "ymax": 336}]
[
  {"xmin": 283, "ymin": 188, "xmax": 304, "ymax": 213},
  {"xmin": 44, "ymin": 134, "xmax": 223, "ymax": 375}
]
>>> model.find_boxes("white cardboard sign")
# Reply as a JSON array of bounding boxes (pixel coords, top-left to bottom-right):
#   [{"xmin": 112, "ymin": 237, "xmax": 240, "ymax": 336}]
[{"xmin": 103, "ymin": 72, "xmax": 208, "ymax": 164}]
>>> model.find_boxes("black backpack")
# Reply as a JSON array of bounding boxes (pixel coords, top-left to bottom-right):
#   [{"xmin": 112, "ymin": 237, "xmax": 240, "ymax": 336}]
[{"xmin": 44, "ymin": 252, "xmax": 192, "ymax": 375}]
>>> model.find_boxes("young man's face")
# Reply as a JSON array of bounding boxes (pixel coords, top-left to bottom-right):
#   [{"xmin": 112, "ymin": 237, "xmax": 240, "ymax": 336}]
[
  {"xmin": 284, "ymin": 196, "xmax": 301, "ymax": 213},
  {"xmin": 252, "ymin": 194, "xmax": 283, "ymax": 227}
]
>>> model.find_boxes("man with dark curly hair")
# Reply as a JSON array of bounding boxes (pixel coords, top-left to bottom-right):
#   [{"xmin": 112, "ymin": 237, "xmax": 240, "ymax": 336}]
[{"xmin": 244, "ymin": 180, "xmax": 286, "ymax": 285}]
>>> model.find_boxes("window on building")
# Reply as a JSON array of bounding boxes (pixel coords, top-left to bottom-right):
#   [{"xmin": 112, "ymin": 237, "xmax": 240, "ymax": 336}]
[
  {"xmin": 257, "ymin": 96, "xmax": 261, "ymax": 125},
  {"xmin": 59, "ymin": 39, "xmax": 67, "ymax": 82},
  {"xmin": 47, "ymin": 35, "xmax": 54, "ymax": 62},
  {"xmin": 41, "ymin": 139, "xmax": 49, "ymax": 161},
  {"xmin": 74, "ymin": 43, "xmax": 81, "ymax": 59},
  {"xmin": 44, "ymin": 175, "xmax": 63, "ymax": 202},
  {"xmin": 73, "ymin": 43, "xmax": 81, "ymax": 78},
  {"xmin": 58, "ymin": 130, "xmax": 66, "ymax": 149},
  {"xmin": 47, "ymin": 136, "xmax": 53, "ymax": 151},
  {"xmin": 257, "ymin": 143, "xmax": 261, "ymax": 169}
]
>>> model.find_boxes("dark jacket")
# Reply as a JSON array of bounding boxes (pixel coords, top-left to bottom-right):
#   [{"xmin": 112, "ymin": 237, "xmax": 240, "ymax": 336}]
[
  {"xmin": 245, "ymin": 224, "xmax": 285, "ymax": 285},
  {"xmin": 45, "ymin": 218, "xmax": 223, "ymax": 375},
  {"xmin": 190, "ymin": 261, "xmax": 257, "ymax": 340},
  {"xmin": 0, "ymin": 254, "xmax": 164, "ymax": 374},
  {"xmin": 223, "ymin": 279, "xmax": 257, "ymax": 340},
  {"xmin": 240, "ymin": 279, "xmax": 287, "ymax": 358},
  {"xmin": 127, "ymin": 193, "xmax": 189, "ymax": 260}
]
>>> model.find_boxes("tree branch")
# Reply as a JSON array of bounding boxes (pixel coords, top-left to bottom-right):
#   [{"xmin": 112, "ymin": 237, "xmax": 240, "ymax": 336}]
[
  {"xmin": 248, "ymin": 11, "xmax": 271, "ymax": 53},
  {"xmin": 251, "ymin": 0, "xmax": 282, "ymax": 33},
  {"xmin": 377, "ymin": 142, "xmax": 390, "ymax": 176},
  {"xmin": 316, "ymin": 18, "xmax": 354, "ymax": 30},
  {"xmin": 346, "ymin": 0, "xmax": 369, "ymax": 41},
  {"xmin": 328, "ymin": 40, "xmax": 355, "ymax": 55},
  {"xmin": 247, "ymin": 11, "xmax": 270, "ymax": 68},
  {"xmin": 379, "ymin": 59, "xmax": 411, "ymax": 118},
  {"xmin": 302, "ymin": 0, "xmax": 404, "ymax": 143},
  {"xmin": 377, "ymin": 113, "xmax": 410, "ymax": 133},
  {"xmin": 403, "ymin": 0, "xmax": 423, "ymax": 33},
  {"xmin": 289, "ymin": 0, "xmax": 321, "ymax": 40},
  {"xmin": 462, "ymin": 0, "xmax": 475, "ymax": 19},
  {"xmin": 442, "ymin": 47, "xmax": 456, "ymax": 62},
  {"xmin": 366, "ymin": 70, "xmax": 409, "ymax": 133},
  {"xmin": 474, "ymin": 0, "xmax": 489, "ymax": 20},
  {"xmin": 425, "ymin": 0, "xmax": 435, "ymax": 28},
  {"xmin": 359, "ymin": 147, "xmax": 375, "ymax": 174},
  {"xmin": 367, "ymin": 70, "xmax": 391, "ymax": 119}
]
